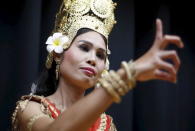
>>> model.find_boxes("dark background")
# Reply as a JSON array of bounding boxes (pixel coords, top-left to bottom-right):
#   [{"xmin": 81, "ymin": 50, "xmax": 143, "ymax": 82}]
[{"xmin": 0, "ymin": 0, "xmax": 195, "ymax": 131}]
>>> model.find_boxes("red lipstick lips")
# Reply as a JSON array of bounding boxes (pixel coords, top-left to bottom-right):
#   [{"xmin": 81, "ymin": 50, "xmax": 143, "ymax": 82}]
[{"xmin": 80, "ymin": 67, "xmax": 96, "ymax": 77}]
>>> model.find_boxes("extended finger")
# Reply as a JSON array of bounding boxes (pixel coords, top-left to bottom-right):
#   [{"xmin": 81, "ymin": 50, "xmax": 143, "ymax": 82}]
[
  {"xmin": 154, "ymin": 69, "xmax": 176, "ymax": 83},
  {"xmin": 160, "ymin": 35, "xmax": 184, "ymax": 49},
  {"xmin": 155, "ymin": 18, "xmax": 163, "ymax": 42},
  {"xmin": 159, "ymin": 50, "xmax": 180, "ymax": 71}
]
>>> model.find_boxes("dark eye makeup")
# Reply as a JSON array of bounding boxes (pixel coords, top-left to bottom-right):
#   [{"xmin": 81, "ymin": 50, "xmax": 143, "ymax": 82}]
[
  {"xmin": 78, "ymin": 41, "xmax": 106, "ymax": 61},
  {"xmin": 79, "ymin": 44, "xmax": 90, "ymax": 52},
  {"xmin": 96, "ymin": 51, "xmax": 106, "ymax": 60}
]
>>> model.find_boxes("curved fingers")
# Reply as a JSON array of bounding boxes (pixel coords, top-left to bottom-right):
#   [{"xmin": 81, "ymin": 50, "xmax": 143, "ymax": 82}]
[
  {"xmin": 154, "ymin": 69, "xmax": 176, "ymax": 83},
  {"xmin": 159, "ymin": 50, "xmax": 181, "ymax": 71},
  {"xmin": 154, "ymin": 59, "xmax": 177, "ymax": 82},
  {"xmin": 160, "ymin": 35, "xmax": 184, "ymax": 49},
  {"xmin": 156, "ymin": 59, "xmax": 177, "ymax": 75}
]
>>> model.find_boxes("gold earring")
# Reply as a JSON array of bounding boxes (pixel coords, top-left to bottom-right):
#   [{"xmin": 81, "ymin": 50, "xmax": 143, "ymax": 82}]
[
  {"xmin": 45, "ymin": 52, "xmax": 53, "ymax": 69},
  {"xmin": 55, "ymin": 59, "xmax": 61, "ymax": 80}
]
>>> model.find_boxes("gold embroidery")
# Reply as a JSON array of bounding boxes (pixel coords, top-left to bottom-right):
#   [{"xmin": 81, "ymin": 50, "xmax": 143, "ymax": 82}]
[
  {"xmin": 43, "ymin": 99, "xmax": 60, "ymax": 118},
  {"xmin": 97, "ymin": 113, "xmax": 107, "ymax": 131},
  {"xmin": 109, "ymin": 116, "xmax": 117, "ymax": 131},
  {"xmin": 97, "ymin": 113, "xmax": 117, "ymax": 131}
]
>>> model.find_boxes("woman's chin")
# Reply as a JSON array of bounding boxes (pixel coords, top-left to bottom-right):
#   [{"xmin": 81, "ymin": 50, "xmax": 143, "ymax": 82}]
[{"xmin": 77, "ymin": 77, "xmax": 97, "ymax": 90}]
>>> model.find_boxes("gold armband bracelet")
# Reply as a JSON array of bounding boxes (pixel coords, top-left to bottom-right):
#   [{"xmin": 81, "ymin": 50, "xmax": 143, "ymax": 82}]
[
  {"xmin": 98, "ymin": 78, "xmax": 121, "ymax": 103},
  {"xmin": 121, "ymin": 60, "xmax": 136, "ymax": 89}
]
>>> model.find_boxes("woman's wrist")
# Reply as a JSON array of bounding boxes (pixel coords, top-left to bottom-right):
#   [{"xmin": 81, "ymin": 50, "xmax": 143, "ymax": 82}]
[
  {"xmin": 98, "ymin": 61, "xmax": 137, "ymax": 103},
  {"xmin": 133, "ymin": 59, "xmax": 146, "ymax": 82}
]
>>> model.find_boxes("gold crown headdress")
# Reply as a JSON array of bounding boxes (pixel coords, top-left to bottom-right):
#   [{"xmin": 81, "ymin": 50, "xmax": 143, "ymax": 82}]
[{"xmin": 46, "ymin": 0, "xmax": 117, "ymax": 70}]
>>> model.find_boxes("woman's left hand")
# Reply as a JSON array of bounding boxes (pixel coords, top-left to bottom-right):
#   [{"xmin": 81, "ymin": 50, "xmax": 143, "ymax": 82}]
[{"xmin": 134, "ymin": 19, "xmax": 184, "ymax": 83}]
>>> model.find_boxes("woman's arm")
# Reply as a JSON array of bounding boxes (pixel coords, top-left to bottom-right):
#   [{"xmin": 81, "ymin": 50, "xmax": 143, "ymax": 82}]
[{"xmin": 18, "ymin": 87, "xmax": 113, "ymax": 131}]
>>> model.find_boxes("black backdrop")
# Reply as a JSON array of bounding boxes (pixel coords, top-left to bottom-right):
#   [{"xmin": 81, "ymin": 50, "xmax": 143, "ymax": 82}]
[{"xmin": 0, "ymin": 0, "xmax": 195, "ymax": 131}]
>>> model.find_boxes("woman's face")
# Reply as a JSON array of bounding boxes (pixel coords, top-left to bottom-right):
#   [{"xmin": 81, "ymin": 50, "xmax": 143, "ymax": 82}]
[{"xmin": 60, "ymin": 31, "xmax": 106, "ymax": 89}]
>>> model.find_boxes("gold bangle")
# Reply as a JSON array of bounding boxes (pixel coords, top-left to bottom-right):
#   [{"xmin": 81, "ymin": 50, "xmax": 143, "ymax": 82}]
[
  {"xmin": 98, "ymin": 78, "xmax": 121, "ymax": 103},
  {"xmin": 103, "ymin": 71, "xmax": 125, "ymax": 96},
  {"xmin": 128, "ymin": 60, "xmax": 136, "ymax": 88},
  {"xmin": 128, "ymin": 60, "xmax": 136, "ymax": 76},
  {"xmin": 121, "ymin": 61, "xmax": 133, "ymax": 88},
  {"xmin": 45, "ymin": 52, "xmax": 53, "ymax": 69},
  {"xmin": 109, "ymin": 70, "xmax": 128, "ymax": 95},
  {"xmin": 121, "ymin": 61, "xmax": 136, "ymax": 89}
]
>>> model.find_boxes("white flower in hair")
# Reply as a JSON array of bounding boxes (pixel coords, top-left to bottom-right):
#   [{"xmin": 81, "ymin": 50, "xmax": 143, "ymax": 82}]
[{"xmin": 46, "ymin": 32, "xmax": 69, "ymax": 54}]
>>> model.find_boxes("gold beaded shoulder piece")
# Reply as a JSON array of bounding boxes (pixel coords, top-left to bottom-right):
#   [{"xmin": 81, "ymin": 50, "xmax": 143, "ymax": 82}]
[{"xmin": 11, "ymin": 95, "xmax": 52, "ymax": 131}]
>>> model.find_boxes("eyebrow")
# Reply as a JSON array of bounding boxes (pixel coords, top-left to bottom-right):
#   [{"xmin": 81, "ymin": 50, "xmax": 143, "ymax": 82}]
[{"xmin": 78, "ymin": 40, "xmax": 106, "ymax": 53}]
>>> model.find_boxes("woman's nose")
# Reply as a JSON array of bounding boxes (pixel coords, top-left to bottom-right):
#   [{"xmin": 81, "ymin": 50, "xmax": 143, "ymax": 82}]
[
  {"xmin": 86, "ymin": 52, "xmax": 96, "ymax": 67},
  {"xmin": 87, "ymin": 60, "xmax": 96, "ymax": 67}
]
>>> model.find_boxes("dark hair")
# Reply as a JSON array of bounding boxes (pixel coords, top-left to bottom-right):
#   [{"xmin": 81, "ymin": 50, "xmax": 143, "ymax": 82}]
[{"xmin": 34, "ymin": 28, "xmax": 107, "ymax": 96}]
